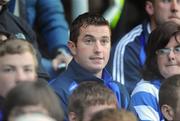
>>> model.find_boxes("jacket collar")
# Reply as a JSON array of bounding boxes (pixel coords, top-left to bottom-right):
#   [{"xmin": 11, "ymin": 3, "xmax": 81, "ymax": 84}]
[{"xmin": 67, "ymin": 59, "xmax": 113, "ymax": 84}]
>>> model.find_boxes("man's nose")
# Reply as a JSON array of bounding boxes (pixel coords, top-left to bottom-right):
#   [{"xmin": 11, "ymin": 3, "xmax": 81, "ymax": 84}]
[
  {"xmin": 94, "ymin": 41, "xmax": 103, "ymax": 52},
  {"xmin": 15, "ymin": 70, "xmax": 28, "ymax": 82}
]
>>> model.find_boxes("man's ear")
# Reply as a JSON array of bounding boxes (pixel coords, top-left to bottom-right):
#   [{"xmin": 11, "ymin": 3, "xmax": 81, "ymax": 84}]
[
  {"xmin": 161, "ymin": 104, "xmax": 174, "ymax": 121},
  {"xmin": 68, "ymin": 112, "xmax": 78, "ymax": 121},
  {"xmin": 145, "ymin": 1, "xmax": 154, "ymax": 16},
  {"xmin": 68, "ymin": 41, "xmax": 76, "ymax": 55}
]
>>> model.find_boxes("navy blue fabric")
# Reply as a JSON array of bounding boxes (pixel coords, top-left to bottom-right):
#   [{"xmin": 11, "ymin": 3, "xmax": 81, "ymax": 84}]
[
  {"xmin": 49, "ymin": 59, "xmax": 130, "ymax": 121},
  {"xmin": 109, "ymin": 21, "xmax": 150, "ymax": 94}
]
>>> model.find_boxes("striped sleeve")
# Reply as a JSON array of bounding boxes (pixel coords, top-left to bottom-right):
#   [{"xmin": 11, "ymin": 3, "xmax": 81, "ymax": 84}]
[
  {"xmin": 112, "ymin": 24, "xmax": 143, "ymax": 84},
  {"xmin": 130, "ymin": 80, "xmax": 162, "ymax": 121}
]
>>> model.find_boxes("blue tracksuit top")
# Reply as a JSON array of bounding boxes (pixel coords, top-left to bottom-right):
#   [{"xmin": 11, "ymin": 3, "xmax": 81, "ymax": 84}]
[
  {"xmin": 111, "ymin": 20, "xmax": 150, "ymax": 94},
  {"xmin": 49, "ymin": 59, "xmax": 131, "ymax": 121}
]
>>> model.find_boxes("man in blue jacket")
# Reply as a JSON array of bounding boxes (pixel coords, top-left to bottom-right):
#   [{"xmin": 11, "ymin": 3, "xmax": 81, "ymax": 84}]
[{"xmin": 50, "ymin": 12, "xmax": 130, "ymax": 121}]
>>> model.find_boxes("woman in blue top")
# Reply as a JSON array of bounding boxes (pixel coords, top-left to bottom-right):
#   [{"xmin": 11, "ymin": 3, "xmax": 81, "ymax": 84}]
[{"xmin": 131, "ymin": 21, "xmax": 180, "ymax": 121}]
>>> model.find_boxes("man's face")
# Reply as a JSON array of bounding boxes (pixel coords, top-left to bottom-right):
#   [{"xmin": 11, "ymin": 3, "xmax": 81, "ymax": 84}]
[
  {"xmin": 157, "ymin": 35, "xmax": 180, "ymax": 78},
  {"xmin": 153, "ymin": 0, "xmax": 180, "ymax": 25},
  {"xmin": 69, "ymin": 25, "xmax": 111, "ymax": 77},
  {"xmin": 0, "ymin": 52, "xmax": 37, "ymax": 97}
]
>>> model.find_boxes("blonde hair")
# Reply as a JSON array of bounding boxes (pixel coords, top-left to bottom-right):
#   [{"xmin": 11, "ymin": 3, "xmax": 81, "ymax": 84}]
[{"xmin": 0, "ymin": 38, "xmax": 38, "ymax": 69}]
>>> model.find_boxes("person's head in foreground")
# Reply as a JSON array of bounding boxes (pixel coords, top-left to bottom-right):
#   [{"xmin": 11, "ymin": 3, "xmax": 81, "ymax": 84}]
[
  {"xmin": 159, "ymin": 74, "xmax": 180, "ymax": 121},
  {"xmin": 90, "ymin": 109, "xmax": 137, "ymax": 121},
  {"xmin": 68, "ymin": 81, "xmax": 117, "ymax": 121},
  {"xmin": 0, "ymin": 39, "xmax": 38, "ymax": 98},
  {"xmin": 3, "ymin": 80, "xmax": 63, "ymax": 121}
]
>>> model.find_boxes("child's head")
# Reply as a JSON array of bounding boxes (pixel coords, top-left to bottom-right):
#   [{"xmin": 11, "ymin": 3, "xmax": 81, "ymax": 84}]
[
  {"xmin": 68, "ymin": 81, "xmax": 117, "ymax": 121},
  {"xmin": 159, "ymin": 74, "xmax": 180, "ymax": 121},
  {"xmin": 90, "ymin": 109, "xmax": 137, "ymax": 121}
]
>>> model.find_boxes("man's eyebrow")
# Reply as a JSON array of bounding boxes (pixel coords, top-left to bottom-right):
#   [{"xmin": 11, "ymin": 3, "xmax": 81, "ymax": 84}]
[
  {"xmin": 84, "ymin": 34, "xmax": 110, "ymax": 39},
  {"xmin": 175, "ymin": 44, "xmax": 180, "ymax": 47},
  {"xmin": 84, "ymin": 34, "xmax": 94, "ymax": 38}
]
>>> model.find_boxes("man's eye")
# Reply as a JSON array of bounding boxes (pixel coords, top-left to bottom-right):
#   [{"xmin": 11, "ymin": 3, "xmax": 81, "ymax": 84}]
[
  {"xmin": 84, "ymin": 39, "xmax": 94, "ymax": 44},
  {"xmin": 101, "ymin": 39, "xmax": 109, "ymax": 45},
  {"xmin": 24, "ymin": 68, "xmax": 34, "ymax": 72},
  {"xmin": 3, "ymin": 68, "xmax": 14, "ymax": 72}
]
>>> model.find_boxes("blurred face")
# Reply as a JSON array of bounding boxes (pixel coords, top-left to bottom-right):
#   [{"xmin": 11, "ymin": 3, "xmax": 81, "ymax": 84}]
[
  {"xmin": 157, "ymin": 35, "xmax": 180, "ymax": 78},
  {"xmin": 153, "ymin": 0, "xmax": 180, "ymax": 25},
  {"xmin": 82, "ymin": 104, "xmax": 116, "ymax": 121},
  {"xmin": 68, "ymin": 25, "xmax": 111, "ymax": 77},
  {"xmin": 0, "ymin": 52, "xmax": 37, "ymax": 97}
]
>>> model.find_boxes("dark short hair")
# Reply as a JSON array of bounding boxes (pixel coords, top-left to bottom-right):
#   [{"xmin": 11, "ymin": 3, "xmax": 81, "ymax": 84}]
[
  {"xmin": 159, "ymin": 75, "xmax": 180, "ymax": 110},
  {"xmin": 70, "ymin": 12, "xmax": 111, "ymax": 44},
  {"xmin": 142, "ymin": 21, "xmax": 180, "ymax": 81}
]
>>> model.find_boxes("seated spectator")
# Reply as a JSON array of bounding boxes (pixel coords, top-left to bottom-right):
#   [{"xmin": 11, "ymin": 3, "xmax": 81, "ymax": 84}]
[
  {"xmin": 159, "ymin": 74, "xmax": 180, "ymax": 121},
  {"xmin": 90, "ymin": 109, "xmax": 137, "ymax": 121},
  {"xmin": 0, "ymin": 39, "xmax": 38, "ymax": 98},
  {"xmin": 68, "ymin": 81, "xmax": 118, "ymax": 121},
  {"xmin": 50, "ymin": 12, "xmax": 130, "ymax": 121},
  {"xmin": 3, "ymin": 80, "xmax": 63, "ymax": 121},
  {"xmin": 0, "ymin": 0, "xmax": 49, "ymax": 80},
  {"xmin": 111, "ymin": 0, "xmax": 180, "ymax": 94},
  {"xmin": 131, "ymin": 21, "xmax": 180, "ymax": 120},
  {"xmin": 0, "ymin": 38, "xmax": 40, "ymax": 120}
]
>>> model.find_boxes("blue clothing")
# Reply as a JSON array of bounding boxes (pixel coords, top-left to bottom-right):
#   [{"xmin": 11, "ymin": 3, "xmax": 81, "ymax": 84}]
[
  {"xmin": 112, "ymin": 20, "xmax": 150, "ymax": 94},
  {"xmin": 49, "ymin": 59, "xmax": 130, "ymax": 121},
  {"xmin": 8, "ymin": 0, "xmax": 69, "ymax": 55},
  {"xmin": 131, "ymin": 79, "xmax": 164, "ymax": 121}
]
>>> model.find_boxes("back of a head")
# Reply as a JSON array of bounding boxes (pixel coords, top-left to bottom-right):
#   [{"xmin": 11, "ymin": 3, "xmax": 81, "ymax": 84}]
[
  {"xmin": 3, "ymin": 80, "xmax": 63, "ymax": 121},
  {"xmin": 159, "ymin": 74, "xmax": 180, "ymax": 111},
  {"xmin": 90, "ymin": 109, "xmax": 137, "ymax": 121},
  {"xmin": 68, "ymin": 81, "xmax": 117, "ymax": 121}
]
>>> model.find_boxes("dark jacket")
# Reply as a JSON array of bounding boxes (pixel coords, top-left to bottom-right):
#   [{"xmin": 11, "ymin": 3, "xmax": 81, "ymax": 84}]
[
  {"xmin": 0, "ymin": 7, "xmax": 49, "ymax": 80},
  {"xmin": 50, "ymin": 59, "xmax": 130, "ymax": 121}
]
